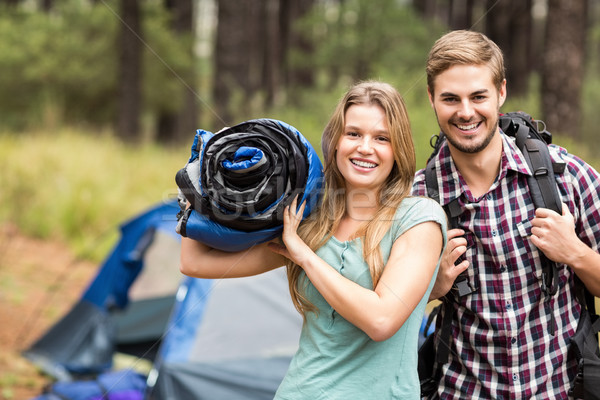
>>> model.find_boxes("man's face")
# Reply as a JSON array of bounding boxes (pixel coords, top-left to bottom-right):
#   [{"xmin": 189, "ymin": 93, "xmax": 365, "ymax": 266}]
[{"xmin": 428, "ymin": 64, "xmax": 506, "ymax": 154}]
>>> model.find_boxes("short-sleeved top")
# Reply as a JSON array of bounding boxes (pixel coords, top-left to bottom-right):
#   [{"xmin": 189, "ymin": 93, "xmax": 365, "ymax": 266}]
[
  {"xmin": 412, "ymin": 132, "xmax": 600, "ymax": 399},
  {"xmin": 274, "ymin": 196, "xmax": 448, "ymax": 400}
]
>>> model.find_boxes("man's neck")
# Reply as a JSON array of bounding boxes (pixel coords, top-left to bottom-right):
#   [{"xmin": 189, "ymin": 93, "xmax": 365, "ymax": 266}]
[{"xmin": 449, "ymin": 133, "xmax": 503, "ymax": 198}]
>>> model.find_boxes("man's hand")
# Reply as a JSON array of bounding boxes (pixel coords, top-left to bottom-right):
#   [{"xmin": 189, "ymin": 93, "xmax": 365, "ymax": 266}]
[
  {"xmin": 530, "ymin": 204, "xmax": 585, "ymax": 266},
  {"xmin": 429, "ymin": 228, "xmax": 469, "ymax": 301}
]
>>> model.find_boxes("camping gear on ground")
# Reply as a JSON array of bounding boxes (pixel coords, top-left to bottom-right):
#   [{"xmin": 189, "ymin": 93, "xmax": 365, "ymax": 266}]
[
  {"xmin": 175, "ymin": 118, "xmax": 323, "ymax": 251},
  {"xmin": 33, "ymin": 369, "xmax": 147, "ymax": 400},
  {"xmin": 24, "ymin": 201, "xmax": 303, "ymax": 400}
]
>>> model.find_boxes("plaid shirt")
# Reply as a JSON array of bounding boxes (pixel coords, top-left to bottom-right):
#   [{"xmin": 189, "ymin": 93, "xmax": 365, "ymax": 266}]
[{"xmin": 412, "ymin": 132, "xmax": 600, "ymax": 399}]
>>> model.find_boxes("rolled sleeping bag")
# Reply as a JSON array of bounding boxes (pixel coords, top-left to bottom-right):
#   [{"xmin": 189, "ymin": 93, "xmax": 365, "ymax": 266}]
[{"xmin": 175, "ymin": 118, "xmax": 323, "ymax": 252}]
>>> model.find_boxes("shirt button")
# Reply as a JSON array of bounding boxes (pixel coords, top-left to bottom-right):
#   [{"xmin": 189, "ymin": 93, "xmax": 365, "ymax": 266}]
[
  {"xmin": 512, "ymin": 373, "xmax": 519, "ymax": 382},
  {"xmin": 511, "ymin": 337, "xmax": 517, "ymax": 344},
  {"xmin": 506, "ymin": 302, "xmax": 512, "ymax": 310},
  {"xmin": 500, "ymin": 265, "xmax": 506, "ymax": 272},
  {"xmin": 492, "ymin": 230, "xmax": 498, "ymax": 237}
]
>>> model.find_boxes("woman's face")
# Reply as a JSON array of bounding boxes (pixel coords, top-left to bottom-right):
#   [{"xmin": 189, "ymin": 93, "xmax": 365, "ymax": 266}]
[{"xmin": 335, "ymin": 104, "xmax": 394, "ymax": 196}]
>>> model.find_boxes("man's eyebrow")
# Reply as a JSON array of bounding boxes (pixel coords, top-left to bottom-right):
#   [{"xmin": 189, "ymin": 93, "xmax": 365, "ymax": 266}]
[{"xmin": 439, "ymin": 89, "xmax": 490, "ymax": 97}]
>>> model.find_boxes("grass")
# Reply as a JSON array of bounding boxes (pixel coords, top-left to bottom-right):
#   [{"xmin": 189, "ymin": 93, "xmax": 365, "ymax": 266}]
[
  {"xmin": 0, "ymin": 128, "xmax": 188, "ymax": 262},
  {"xmin": 1, "ymin": 109, "xmax": 598, "ymax": 264}
]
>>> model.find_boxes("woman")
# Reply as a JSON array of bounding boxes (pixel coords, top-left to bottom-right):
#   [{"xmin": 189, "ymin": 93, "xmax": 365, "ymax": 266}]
[{"xmin": 180, "ymin": 81, "xmax": 447, "ymax": 399}]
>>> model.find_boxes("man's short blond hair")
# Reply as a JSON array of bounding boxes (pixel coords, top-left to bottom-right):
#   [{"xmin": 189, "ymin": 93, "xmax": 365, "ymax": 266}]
[{"xmin": 426, "ymin": 30, "xmax": 505, "ymax": 96}]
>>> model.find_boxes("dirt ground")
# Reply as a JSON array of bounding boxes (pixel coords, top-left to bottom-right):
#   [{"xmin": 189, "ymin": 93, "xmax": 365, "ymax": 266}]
[{"xmin": 0, "ymin": 223, "xmax": 98, "ymax": 400}]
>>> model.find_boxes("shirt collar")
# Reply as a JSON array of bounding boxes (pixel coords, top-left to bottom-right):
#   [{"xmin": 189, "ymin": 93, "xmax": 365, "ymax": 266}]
[{"xmin": 432, "ymin": 131, "xmax": 532, "ymax": 206}]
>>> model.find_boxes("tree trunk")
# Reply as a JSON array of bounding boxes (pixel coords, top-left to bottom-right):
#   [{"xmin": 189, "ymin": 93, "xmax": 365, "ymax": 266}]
[
  {"xmin": 41, "ymin": 0, "xmax": 53, "ymax": 11},
  {"xmin": 449, "ymin": 0, "xmax": 475, "ymax": 30},
  {"xmin": 261, "ymin": 0, "xmax": 281, "ymax": 107},
  {"xmin": 281, "ymin": 0, "xmax": 315, "ymax": 90},
  {"xmin": 115, "ymin": 0, "xmax": 142, "ymax": 142},
  {"xmin": 156, "ymin": 0, "xmax": 198, "ymax": 145},
  {"xmin": 541, "ymin": 0, "xmax": 587, "ymax": 139},
  {"xmin": 413, "ymin": 0, "xmax": 434, "ymax": 17},
  {"xmin": 485, "ymin": 0, "xmax": 533, "ymax": 97},
  {"xmin": 213, "ymin": 0, "xmax": 257, "ymax": 126}
]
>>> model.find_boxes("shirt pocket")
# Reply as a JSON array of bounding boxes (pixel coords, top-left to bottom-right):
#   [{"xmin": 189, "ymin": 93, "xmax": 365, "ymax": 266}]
[
  {"xmin": 515, "ymin": 219, "xmax": 569, "ymax": 283},
  {"xmin": 516, "ymin": 219, "xmax": 532, "ymax": 239}
]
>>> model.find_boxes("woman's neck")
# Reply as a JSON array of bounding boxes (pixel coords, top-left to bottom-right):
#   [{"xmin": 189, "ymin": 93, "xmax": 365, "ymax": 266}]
[{"xmin": 345, "ymin": 189, "xmax": 379, "ymax": 221}]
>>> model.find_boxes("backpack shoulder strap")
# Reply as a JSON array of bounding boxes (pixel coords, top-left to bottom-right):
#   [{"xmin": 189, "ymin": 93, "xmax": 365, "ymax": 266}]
[{"xmin": 500, "ymin": 112, "xmax": 564, "ymax": 334}]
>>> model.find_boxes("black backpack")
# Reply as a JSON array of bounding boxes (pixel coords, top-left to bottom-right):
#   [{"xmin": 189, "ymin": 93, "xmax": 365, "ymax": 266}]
[{"xmin": 418, "ymin": 111, "xmax": 600, "ymax": 399}]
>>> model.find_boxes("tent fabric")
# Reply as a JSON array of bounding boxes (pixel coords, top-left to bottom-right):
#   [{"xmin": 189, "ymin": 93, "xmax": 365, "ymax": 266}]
[
  {"xmin": 148, "ymin": 358, "xmax": 292, "ymax": 400},
  {"xmin": 25, "ymin": 201, "xmax": 303, "ymax": 400},
  {"xmin": 24, "ymin": 201, "xmax": 182, "ymax": 380},
  {"xmin": 23, "ymin": 300, "xmax": 115, "ymax": 380},
  {"xmin": 146, "ymin": 269, "xmax": 302, "ymax": 399},
  {"xmin": 82, "ymin": 201, "xmax": 181, "ymax": 310},
  {"xmin": 175, "ymin": 118, "xmax": 323, "ymax": 251}
]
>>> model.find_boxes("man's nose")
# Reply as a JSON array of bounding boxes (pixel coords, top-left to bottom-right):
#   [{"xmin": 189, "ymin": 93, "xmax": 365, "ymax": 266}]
[{"xmin": 457, "ymin": 100, "xmax": 475, "ymax": 120}]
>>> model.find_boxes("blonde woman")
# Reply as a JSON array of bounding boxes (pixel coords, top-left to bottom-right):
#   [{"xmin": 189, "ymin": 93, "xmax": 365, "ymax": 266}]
[{"xmin": 180, "ymin": 81, "xmax": 447, "ymax": 399}]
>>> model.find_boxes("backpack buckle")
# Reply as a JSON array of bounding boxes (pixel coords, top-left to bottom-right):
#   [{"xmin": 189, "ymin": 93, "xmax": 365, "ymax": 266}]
[{"xmin": 454, "ymin": 279, "xmax": 475, "ymax": 297}]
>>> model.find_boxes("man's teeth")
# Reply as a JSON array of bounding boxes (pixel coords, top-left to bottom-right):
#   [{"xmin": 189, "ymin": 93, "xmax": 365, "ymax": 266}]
[
  {"xmin": 457, "ymin": 122, "xmax": 478, "ymax": 130},
  {"xmin": 351, "ymin": 159, "xmax": 376, "ymax": 168}
]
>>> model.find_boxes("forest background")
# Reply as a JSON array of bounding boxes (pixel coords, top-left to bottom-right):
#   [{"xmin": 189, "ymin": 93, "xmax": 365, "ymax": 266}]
[
  {"xmin": 0, "ymin": 0, "xmax": 599, "ymax": 398},
  {"xmin": 2, "ymin": 0, "xmax": 600, "ymax": 258}
]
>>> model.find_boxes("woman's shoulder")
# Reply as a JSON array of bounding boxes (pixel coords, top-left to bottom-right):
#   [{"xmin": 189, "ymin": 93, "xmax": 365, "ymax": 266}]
[
  {"xmin": 391, "ymin": 196, "xmax": 447, "ymax": 235},
  {"xmin": 396, "ymin": 196, "xmax": 446, "ymax": 218}
]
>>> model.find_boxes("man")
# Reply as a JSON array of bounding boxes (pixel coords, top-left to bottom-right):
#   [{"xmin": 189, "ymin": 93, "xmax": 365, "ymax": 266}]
[{"xmin": 412, "ymin": 30, "xmax": 600, "ymax": 399}]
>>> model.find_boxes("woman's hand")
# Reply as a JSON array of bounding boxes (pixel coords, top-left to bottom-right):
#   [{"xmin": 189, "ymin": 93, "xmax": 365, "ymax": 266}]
[{"xmin": 268, "ymin": 195, "xmax": 311, "ymax": 266}]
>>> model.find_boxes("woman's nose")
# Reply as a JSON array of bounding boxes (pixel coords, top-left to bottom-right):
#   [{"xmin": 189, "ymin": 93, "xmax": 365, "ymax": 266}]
[{"xmin": 358, "ymin": 137, "xmax": 374, "ymax": 153}]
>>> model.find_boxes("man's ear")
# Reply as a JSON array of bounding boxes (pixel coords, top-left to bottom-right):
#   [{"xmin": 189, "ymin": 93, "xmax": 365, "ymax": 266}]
[
  {"xmin": 498, "ymin": 79, "xmax": 507, "ymax": 108},
  {"xmin": 427, "ymin": 87, "xmax": 435, "ymax": 108}
]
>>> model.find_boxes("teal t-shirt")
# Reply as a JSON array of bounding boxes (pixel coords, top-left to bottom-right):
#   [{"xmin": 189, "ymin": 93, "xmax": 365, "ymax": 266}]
[{"xmin": 274, "ymin": 196, "xmax": 448, "ymax": 400}]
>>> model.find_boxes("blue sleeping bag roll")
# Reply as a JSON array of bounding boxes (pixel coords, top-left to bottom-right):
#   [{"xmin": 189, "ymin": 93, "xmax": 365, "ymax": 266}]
[{"xmin": 175, "ymin": 118, "xmax": 323, "ymax": 252}]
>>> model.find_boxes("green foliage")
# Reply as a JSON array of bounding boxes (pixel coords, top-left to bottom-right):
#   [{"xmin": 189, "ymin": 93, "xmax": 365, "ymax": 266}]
[
  {"xmin": 0, "ymin": 2, "xmax": 118, "ymax": 129},
  {"xmin": 0, "ymin": 129, "xmax": 186, "ymax": 261},
  {"xmin": 0, "ymin": 1, "xmax": 194, "ymax": 132},
  {"xmin": 142, "ymin": 3, "xmax": 196, "ymax": 118},
  {"xmin": 295, "ymin": 0, "xmax": 444, "ymax": 87}
]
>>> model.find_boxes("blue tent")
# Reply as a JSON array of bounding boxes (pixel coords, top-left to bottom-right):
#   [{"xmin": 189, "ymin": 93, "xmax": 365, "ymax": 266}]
[{"xmin": 24, "ymin": 201, "xmax": 302, "ymax": 400}]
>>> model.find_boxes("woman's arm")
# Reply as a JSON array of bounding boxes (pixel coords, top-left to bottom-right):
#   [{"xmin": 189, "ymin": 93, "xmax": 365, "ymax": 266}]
[
  {"xmin": 180, "ymin": 236, "xmax": 287, "ymax": 279},
  {"xmin": 271, "ymin": 198, "xmax": 444, "ymax": 341}
]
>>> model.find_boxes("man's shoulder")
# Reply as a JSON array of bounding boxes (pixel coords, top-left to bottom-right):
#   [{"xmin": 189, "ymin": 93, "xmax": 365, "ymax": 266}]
[{"xmin": 412, "ymin": 168, "xmax": 428, "ymax": 195}]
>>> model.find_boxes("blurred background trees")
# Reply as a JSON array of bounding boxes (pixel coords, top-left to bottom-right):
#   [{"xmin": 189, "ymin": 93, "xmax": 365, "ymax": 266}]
[{"xmin": 0, "ymin": 0, "xmax": 598, "ymax": 149}]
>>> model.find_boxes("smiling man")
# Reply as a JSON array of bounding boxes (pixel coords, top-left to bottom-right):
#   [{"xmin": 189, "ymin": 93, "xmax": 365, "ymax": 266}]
[{"xmin": 412, "ymin": 30, "xmax": 600, "ymax": 399}]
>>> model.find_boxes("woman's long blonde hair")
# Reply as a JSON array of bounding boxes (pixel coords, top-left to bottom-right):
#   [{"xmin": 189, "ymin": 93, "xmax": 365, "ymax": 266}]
[{"xmin": 287, "ymin": 81, "xmax": 416, "ymax": 314}]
